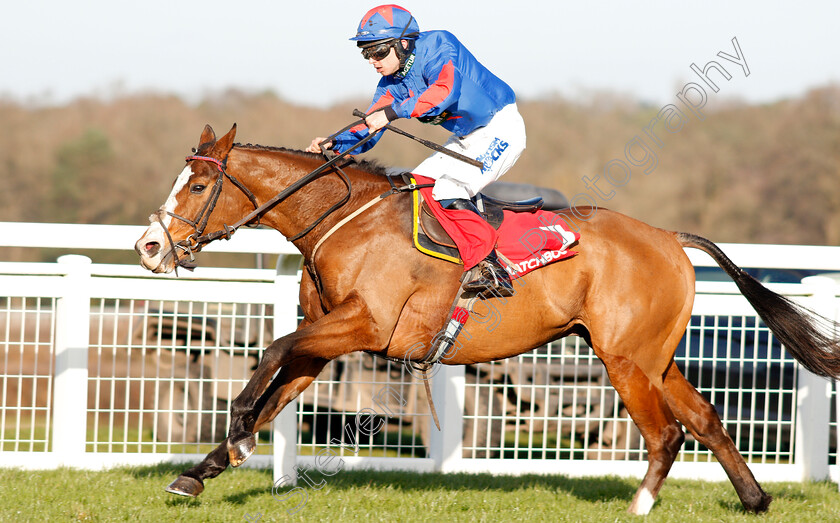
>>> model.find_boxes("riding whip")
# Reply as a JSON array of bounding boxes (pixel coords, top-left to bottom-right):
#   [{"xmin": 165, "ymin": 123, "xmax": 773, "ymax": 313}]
[{"xmin": 352, "ymin": 109, "xmax": 484, "ymax": 169}]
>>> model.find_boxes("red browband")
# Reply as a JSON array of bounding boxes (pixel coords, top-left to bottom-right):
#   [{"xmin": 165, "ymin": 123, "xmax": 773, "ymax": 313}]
[{"xmin": 185, "ymin": 155, "xmax": 224, "ymax": 171}]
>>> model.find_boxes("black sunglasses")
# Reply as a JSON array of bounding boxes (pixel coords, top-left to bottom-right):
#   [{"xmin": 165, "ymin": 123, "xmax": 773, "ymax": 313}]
[{"xmin": 361, "ymin": 41, "xmax": 395, "ymax": 61}]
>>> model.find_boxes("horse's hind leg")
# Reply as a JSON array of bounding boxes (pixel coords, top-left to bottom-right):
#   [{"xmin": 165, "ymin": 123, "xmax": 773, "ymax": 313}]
[
  {"xmin": 166, "ymin": 356, "xmax": 329, "ymax": 497},
  {"xmin": 663, "ymin": 364, "xmax": 772, "ymax": 513},
  {"xmin": 599, "ymin": 353, "xmax": 685, "ymax": 516}
]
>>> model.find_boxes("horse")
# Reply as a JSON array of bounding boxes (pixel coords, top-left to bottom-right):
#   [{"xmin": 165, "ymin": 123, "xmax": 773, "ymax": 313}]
[{"xmin": 135, "ymin": 124, "xmax": 840, "ymax": 515}]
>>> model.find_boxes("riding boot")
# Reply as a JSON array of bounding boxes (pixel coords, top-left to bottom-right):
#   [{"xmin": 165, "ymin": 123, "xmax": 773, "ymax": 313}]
[
  {"xmin": 440, "ymin": 198, "xmax": 514, "ymax": 297},
  {"xmin": 460, "ymin": 250, "xmax": 513, "ymax": 296}
]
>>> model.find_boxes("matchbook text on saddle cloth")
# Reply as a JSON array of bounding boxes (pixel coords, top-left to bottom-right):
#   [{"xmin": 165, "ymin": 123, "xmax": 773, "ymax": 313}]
[{"xmin": 495, "ymin": 210, "xmax": 580, "ymax": 278}]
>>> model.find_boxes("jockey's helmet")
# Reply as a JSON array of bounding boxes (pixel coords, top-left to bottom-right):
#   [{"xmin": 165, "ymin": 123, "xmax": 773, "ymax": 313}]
[{"xmin": 350, "ymin": 5, "xmax": 419, "ymax": 42}]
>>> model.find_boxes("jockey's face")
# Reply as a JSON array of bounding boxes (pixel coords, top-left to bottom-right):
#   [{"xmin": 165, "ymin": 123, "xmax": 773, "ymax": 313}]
[
  {"xmin": 370, "ymin": 48, "xmax": 399, "ymax": 76},
  {"xmin": 368, "ymin": 40, "xmax": 406, "ymax": 76}
]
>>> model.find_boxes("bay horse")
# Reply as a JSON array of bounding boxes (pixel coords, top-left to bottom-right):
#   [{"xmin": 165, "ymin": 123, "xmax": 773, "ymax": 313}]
[{"xmin": 135, "ymin": 124, "xmax": 840, "ymax": 515}]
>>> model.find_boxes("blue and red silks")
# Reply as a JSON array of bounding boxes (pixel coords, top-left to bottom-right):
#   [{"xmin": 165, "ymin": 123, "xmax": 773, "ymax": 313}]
[{"xmin": 415, "ymin": 174, "xmax": 580, "ymax": 277}]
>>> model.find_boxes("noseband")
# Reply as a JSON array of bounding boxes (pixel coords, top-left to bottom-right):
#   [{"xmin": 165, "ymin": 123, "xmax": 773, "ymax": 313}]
[
  {"xmin": 155, "ymin": 117, "xmax": 382, "ymax": 273},
  {"xmin": 157, "ymin": 155, "xmax": 259, "ymax": 270}
]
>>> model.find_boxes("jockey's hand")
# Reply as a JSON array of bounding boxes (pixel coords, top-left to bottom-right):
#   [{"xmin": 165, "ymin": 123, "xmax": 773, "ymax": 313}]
[
  {"xmin": 365, "ymin": 111, "xmax": 390, "ymax": 133},
  {"xmin": 306, "ymin": 137, "xmax": 332, "ymax": 154}
]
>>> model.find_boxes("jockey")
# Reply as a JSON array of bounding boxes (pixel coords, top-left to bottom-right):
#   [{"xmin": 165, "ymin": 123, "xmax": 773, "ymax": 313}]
[{"xmin": 307, "ymin": 4, "xmax": 526, "ymax": 297}]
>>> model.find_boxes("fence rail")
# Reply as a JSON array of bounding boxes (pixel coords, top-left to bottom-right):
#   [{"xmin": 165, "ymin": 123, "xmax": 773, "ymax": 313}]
[{"xmin": 1, "ymin": 222, "xmax": 839, "ymax": 488}]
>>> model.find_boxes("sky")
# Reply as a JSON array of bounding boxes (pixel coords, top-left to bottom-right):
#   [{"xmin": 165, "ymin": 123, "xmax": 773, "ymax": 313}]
[{"xmin": 2, "ymin": 1, "xmax": 839, "ymax": 108}]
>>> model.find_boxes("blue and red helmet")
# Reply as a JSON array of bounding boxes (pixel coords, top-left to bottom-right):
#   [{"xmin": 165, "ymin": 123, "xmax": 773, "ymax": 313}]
[{"xmin": 350, "ymin": 5, "xmax": 420, "ymax": 42}]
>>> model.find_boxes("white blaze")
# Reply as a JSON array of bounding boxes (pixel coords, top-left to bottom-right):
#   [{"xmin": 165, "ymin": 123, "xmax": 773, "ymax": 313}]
[{"xmin": 159, "ymin": 165, "xmax": 194, "ymax": 227}]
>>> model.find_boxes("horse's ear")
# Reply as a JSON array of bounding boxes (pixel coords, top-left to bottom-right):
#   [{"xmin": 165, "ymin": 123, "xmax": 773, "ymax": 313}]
[
  {"xmin": 198, "ymin": 124, "xmax": 216, "ymax": 150},
  {"xmin": 211, "ymin": 123, "xmax": 237, "ymax": 161}
]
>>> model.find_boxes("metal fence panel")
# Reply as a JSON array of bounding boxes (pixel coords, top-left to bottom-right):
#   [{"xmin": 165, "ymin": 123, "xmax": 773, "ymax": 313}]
[
  {"xmin": 2, "ymin": 226, "xmax": 840, "ymax": 485},
  {"xmin": 0, "ymin": 296, "xmax": 55, "ymax": 453}
]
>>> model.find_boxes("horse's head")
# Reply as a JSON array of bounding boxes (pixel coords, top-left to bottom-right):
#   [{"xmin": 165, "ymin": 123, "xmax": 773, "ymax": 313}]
[{"xmin": 135, "ymin": 123, "xmax": 249, "ymax": 273}]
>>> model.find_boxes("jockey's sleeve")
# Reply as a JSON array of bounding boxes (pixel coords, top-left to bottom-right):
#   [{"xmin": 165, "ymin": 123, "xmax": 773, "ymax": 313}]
[{"xmin": 330, "ymin": 88, "xmax": 396, "ymax": 154}]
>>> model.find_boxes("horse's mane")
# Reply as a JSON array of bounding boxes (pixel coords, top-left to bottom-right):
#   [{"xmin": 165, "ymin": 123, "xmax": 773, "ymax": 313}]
[{"xmin": 232, "ymin": 142, "xmax": 390, "ymax": 177}]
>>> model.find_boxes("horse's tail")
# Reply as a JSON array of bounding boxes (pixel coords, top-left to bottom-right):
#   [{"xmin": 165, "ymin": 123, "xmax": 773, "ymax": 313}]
[{"xmin": 677, "ymin": 232, "xmax": 840, "ymax": 378}]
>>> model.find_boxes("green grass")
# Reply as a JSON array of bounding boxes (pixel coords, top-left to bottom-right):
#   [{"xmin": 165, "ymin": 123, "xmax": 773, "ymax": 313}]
[{"xmin": 1, "ymin": 464, "xmax": 839, "ymax": 522}]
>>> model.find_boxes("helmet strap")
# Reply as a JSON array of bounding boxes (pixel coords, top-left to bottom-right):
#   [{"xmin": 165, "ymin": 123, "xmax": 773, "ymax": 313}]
[
  {"xmin": 395, "ymin": 39, "xmax": 415, "ymax": 76},
  {"xmin": 393, "ymin": 15, "xmax": 417, "ymax": 72}
]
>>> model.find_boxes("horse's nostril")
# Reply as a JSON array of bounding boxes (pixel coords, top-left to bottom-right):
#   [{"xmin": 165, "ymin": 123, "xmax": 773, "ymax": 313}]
[{"xmin": 145, "ymin": 242, "xmax": 161, "ymax": 257}]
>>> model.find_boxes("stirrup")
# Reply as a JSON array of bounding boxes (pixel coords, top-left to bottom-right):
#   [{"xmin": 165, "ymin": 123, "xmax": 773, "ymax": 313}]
[{"xmin": 463, "ymin": 255, "xmax": 513, "ymax": 297}]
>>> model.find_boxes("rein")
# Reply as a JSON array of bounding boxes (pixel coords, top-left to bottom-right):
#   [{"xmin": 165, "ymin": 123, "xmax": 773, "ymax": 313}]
[
  {"xmin": 160, "ymin": 122, "xmax": 458, "ymax": 429},
  {"xmin": 162, "ymin": 121, "xmax": 381, "ymax": 266},
  {"xmin": 310, "ymin": 176, "xmax": 433, "ymax": 261},
  {"xmin": 166, "ymin": 110, "xmax": 480, "ymax": 261}
]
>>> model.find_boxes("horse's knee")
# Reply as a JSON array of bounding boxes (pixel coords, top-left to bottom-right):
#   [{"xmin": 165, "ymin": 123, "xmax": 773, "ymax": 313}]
[
  {"xmin": 645, "ymin": 421, "xmax": 683, "ymax": 458},
  {"xmin": 263, "ymin": 336, "xmax": 293, "ymax": 363},
  {"xmin": 663, "ymin": 423, "xmax": 685, "ymax": 456}
]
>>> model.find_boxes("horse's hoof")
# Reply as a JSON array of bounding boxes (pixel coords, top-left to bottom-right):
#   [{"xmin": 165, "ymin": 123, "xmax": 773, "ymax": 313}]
[
  {"xmin": 228, "ymin": 432, "xmax": 257, "ymax": 467},
  {"xmin": 165, "ymin": 475, "xmax": 204, "ymax": 497}
]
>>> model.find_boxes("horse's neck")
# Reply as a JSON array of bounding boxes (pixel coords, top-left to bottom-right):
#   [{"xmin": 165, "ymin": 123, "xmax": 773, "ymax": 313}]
[{"xmin": 236, "ymin": 148, "xmax": 391, "ymax": 254}]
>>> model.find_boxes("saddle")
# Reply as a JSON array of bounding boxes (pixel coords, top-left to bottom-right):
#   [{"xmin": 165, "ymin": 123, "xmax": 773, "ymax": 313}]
[{"xmin": 405, "ymin": 174, "xmax": 544, "ymax": 264}]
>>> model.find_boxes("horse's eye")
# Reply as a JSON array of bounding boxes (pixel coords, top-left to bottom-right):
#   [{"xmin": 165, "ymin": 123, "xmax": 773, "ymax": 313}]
[{"xmin": 190, "ymin": 184, "xmax": 207, "ymax": 194}]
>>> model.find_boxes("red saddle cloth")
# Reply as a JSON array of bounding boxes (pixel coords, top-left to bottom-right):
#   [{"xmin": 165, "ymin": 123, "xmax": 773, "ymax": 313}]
[{"xmin": 415, "ymin": 175, "xmax": 580, "ymax": 278}]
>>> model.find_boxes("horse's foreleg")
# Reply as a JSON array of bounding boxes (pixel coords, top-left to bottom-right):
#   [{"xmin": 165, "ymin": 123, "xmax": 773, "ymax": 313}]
[
  {"xmin": 165, "ymin": 440, "xmax": 228, "ymax": 497},
  {"xmin": 165, "ymin": 356, "xmax": 331, "ymax": 497},
  {"xmin": 600, "ymin": 353, "xmax": 685, "ymax": 516},
  {"xmin": 251, "ymin": 356, "xmax": 330, "ymax": 431},
  {"xmin": 222, "ymin": 333, "xmax": 300, "ymax": 465},
  {"xmin": 226, "ymin": 293, "xmax": 377, "ymax": 466},
  {"xmin": 663, "ymin": 364, "xmax": 772, "ymax": 513}
]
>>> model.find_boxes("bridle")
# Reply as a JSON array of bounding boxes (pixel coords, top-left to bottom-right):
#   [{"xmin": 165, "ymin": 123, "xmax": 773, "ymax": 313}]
[
  {"xmin": 154, "ymin": 110, "xmax": 476, "ymax": 274},
  {"xmin": 152, "ymin": 116, "xmax": 471, "ymax": 426},
  {"xmin": 156, "ymin": 119, "xmax": 381, "ymax": 272},
  {"xmin": 156, "ymin": 154, "xmax": 260, "ymax": 271}
]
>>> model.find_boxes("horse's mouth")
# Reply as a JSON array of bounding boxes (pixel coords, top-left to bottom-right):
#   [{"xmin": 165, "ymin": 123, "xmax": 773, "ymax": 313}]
[
  {"xmin": 139, "ymin": 251, "xmax": 174, "ymax": 273},
  {"xmin": 136, "ymin": 240, "xmax": 199, "ymax": 274},
  {"xmin": 136, "ymin": 219, "xmax": 202, "ymax": 274},
  {"xmin": 136, "ymin": 237, "xmax": 175, "ymax": 274}
]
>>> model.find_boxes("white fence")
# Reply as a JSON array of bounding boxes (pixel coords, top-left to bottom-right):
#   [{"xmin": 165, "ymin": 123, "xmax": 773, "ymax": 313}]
[{"xmin": 1, "ymin": 222, "xmax": 839, "ymax": 490}]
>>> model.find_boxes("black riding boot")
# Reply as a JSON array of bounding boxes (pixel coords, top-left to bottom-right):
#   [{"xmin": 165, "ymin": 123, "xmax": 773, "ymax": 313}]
[{"xmin": 440, "ymin": 198, "xmax": 514, "ymax": 297}]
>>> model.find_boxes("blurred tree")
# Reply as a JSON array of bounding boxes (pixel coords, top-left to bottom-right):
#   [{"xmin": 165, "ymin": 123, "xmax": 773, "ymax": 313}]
[
  {"xmin": 0, "ymin": 85, "xmax": 837, "ymax": 256},
  {"xmin": 49, "ymin": 128, "xmax": 114, "ymax": 223}
]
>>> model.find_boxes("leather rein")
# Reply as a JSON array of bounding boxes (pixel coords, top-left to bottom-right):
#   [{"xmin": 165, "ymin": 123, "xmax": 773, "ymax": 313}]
[
  {"xmin": 158, "ymin": 118, "xmax": 382, "ymax": 271},
  {"xmin": 157, "ymin": 118, "xmax": 454, "ymax": 428}
]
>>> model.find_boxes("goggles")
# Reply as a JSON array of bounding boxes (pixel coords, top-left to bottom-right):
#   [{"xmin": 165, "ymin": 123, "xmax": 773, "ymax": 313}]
[{"xmin": 360, "ymin": 41, "xmax": 395, "ymax": 61}]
